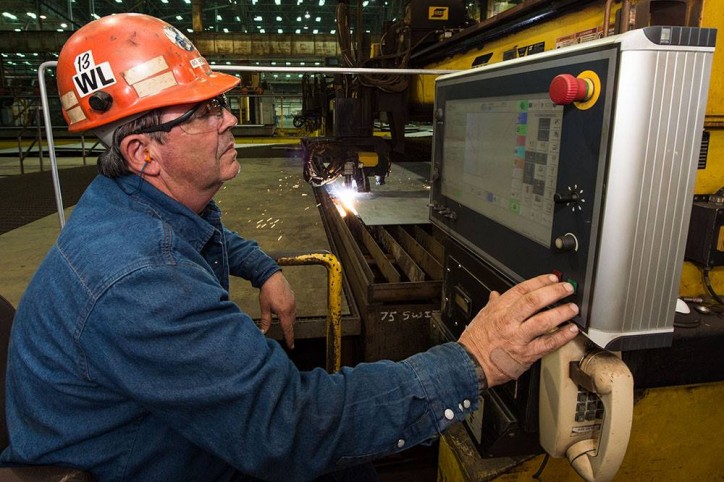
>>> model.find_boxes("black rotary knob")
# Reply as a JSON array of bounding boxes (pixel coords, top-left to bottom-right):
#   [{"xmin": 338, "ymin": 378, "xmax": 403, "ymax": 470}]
[
  {"xmin": 554, "ymin": 233, "xmax": 578, "ymax": 252},
  {"xmin": 554, "ymin": 191, "xmax": 580, "ymax": 204}
]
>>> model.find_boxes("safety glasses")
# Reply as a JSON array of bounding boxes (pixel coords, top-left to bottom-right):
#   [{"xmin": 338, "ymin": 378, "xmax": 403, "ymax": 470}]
[{"xmin": 133, "ymin": 94, "xmax": 229, "ymax": 136}]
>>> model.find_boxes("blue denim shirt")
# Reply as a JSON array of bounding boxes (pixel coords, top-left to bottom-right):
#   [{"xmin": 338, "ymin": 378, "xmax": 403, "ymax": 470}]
[{"xmin": 1, "ymin": 174, "xmax": 480, "ymax": 481}]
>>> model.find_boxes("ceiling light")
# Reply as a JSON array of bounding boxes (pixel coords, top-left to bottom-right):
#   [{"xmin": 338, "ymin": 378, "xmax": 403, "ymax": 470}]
[
  {"xmin": 275, "ymin": 0, "xmax": 281, "ymax": 4},
  {"xmin": 362, "ymin": 0, "xmax": 369, "ymax": 6},
  {"xmin": 278, "ymin": 28, "xmax": 284, "ymax": 34},
  {"xmin": 252, "ymin": 0, "xmax": 258, "ymax": 4},
  {"xmin": 2, "ymin": 12, "xmax": 18, "ymax": 20},
  {"xmin": 286, "ymin": 74, "xmax": 291, "ymax": 78},
  {"xmin": 186, "ymin": 28, "xmax": 193, "ymax": 33},
  {"xmin": 315, "ymin": 17, "xmax": 321, "ymax": 22},
  {"xmin": 304, "ymin": 11, "xmax": 310, "ymax": 19},
  {"xmin": 296, "ymin": 17, "xmax": 301, "ymax": 21},
  {"xmin": 17, "ymin": 53, "xmax": 25, "ymax": 57},
  {"xmin": 26, "ymin": 12, "xmax": 37, "ymax": 19},
  {"xmin": 39, "ymin": 15, "xmax": 46, "ymax": 19},
  {"xmin": 184, "ymin": 0, "xmax": 191, "ymax": 3},
  {"xmin": 61, "ymin": 23, "xmax": 68, "ymax": 28},
  {"xmin": 254, "ymin": 16, "xmax": 262, "ymax": 21},
  {"xmin": 319, "ymin": 0, "xmax": 325, "ymax": 5},
  {"xmin": 300, "ymin": 61, "xmax": 305, "ymax": 65},
  {"xmin": 295, "ymin": 29, "xmax": 300, "ymax": 34},
  {"xmin": 313, "ymin": 29, "xmax": 318, "ymax": 34},
  {"xmin": 260, "ymin": 28, "xmax": 266, "ymax": 33},
  {"xmin": 285, "ymin": 61, "xmax": 291, "ymax": 65},
  {"xmin": 315, "ymin": 62, "xmax": 320, "ymax": 65},
  {"xmin": 236, "ymin": 16, "xmax": 241, "ymax": 21},
  {"xmin": 176, "ymin": 15, "xmax": 183, "ymax": 20},
  {"xmin": 217, "ymin": 14, "xmax": 222, "ymax": 21},
  {"xmin": 223, "ymin": 28, "xmax": 229, "ymax": 33},
  {"xmin": 57, "ymin": 28, "xmax": 64, "ymax": 32},
  {"xmin": 161, "ymin": 0, "xmax": 168, "ymax": 3},
  {"xmin": 276, "ymin": 16, "xmax": 282, "ymax": 21},
  {"xmin": 91, "ymin": 13, "xmax": 100, "ymax": 19},
  {"xmin": 330, "ymin": 29, "xmax": 336, "ymax": 34},
  {"xmin": 271, "ymin": 61, "xmax": 277, "ymax": 65}
]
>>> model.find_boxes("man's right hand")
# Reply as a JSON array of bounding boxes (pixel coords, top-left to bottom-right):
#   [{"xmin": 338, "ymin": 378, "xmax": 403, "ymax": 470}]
[{"xmin": 458, "ymin": 274, "xmax": 580, "ymax": 388}]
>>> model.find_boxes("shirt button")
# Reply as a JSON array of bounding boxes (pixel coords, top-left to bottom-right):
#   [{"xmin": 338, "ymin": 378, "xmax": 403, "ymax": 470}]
[
  {"xmin": 397, "ymin": 439, "xmax": 405, "ymax": 449},
  {"xmin": 463, "ymin": 399, "xmax": 471, "ymax": 409},
  {"xmin": 444, "ymin": 409, "xmax": 455, "ymax": 420}
]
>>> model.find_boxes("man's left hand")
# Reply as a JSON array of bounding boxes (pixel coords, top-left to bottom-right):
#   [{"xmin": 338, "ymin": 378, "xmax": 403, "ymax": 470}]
[{"xmin": 259, "ymin": 272, "xmax": 297, "ymax": 349}]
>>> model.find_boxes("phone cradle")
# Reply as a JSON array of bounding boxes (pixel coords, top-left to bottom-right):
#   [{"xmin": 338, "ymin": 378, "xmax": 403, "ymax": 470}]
[{"xmin": 539, "ymin": 335, "xmax": 634, "ymax": 482}]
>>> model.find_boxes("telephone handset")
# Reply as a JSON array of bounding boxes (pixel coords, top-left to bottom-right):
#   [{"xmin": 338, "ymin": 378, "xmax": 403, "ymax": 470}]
[{"xmin": 539, "ymin": 335, "xmax": 633, "ymax": 482}]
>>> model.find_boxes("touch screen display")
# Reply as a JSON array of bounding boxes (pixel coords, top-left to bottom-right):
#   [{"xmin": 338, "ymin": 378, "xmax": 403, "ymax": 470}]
[{"xmin": 440, "ymin": 94, "xmax": 564, "ymax": 246}]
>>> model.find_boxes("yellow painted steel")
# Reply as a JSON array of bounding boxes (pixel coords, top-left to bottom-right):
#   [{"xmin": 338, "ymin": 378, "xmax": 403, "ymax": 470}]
[
  {"xmin": 357, "ymin": 151, "xmax": 379, "ymax": 168},
  {"xmin": 682, "ymin": 0, "xmax": 724, "ymax": 297},
  {"xmin": 438, "ymin": 382, "xmax": 724, "ymax": 481},
  {"xmin": 274, "ymin": 252, "xmax": 343, "ymax": 372},
  {"xmin": 413, "ymin": 0, "xmax": 724, "ymax": 298},
  {"xmin": 412, "ymin": 3, "xmax": 613, "ymax": 106}
]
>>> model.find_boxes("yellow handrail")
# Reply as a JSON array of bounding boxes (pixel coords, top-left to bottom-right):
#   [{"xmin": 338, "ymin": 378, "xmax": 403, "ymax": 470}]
[{"xmin": 274, "ymin": 252, "xmax": 343, "ymax": 373}]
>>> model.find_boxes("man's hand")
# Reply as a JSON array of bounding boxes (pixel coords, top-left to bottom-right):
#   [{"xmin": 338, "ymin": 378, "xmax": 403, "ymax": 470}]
[
  {"xmin": 259, "ymin": 272, "xmax": 297, "ymax": 349},
  {"xmin": 458, "ymin": 274, "xmax": 579, "ymax": 388}
]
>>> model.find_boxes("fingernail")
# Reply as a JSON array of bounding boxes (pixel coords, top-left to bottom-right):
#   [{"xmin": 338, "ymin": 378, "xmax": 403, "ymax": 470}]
[
  {"xmin": 569, "ymin": 302, "xmax": 579, "ymax": 314},
  {"xmin": 548, "ymin": 274, "xmax": 559, "ymax": 282},
  {"xmin": 569, "ymin": 324, "xmax": 579, "ymax": 333},
  {"xmin": 563, "ymin": 282, "xmax": 574, "ymax": 293}
]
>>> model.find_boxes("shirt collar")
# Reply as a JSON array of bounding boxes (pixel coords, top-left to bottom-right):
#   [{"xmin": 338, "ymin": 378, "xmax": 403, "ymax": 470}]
[{"xmin": 115, "ymin": 174, "xmax": 222, "ymax": 251}]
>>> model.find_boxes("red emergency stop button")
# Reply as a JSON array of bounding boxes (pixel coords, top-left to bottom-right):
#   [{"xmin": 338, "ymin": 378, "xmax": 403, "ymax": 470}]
[{"xmin": 549, "ymin": 74, "xmax": 591, "ymax": 105}]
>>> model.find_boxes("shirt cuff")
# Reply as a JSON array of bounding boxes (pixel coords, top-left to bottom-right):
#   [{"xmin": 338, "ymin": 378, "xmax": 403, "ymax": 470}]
[{"xmin": 459, "ymin": 343, "xmax": 488, "ymax": 394}]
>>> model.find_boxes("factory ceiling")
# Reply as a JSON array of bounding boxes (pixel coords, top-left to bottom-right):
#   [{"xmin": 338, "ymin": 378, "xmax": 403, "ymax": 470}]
[{"xmin": 0, "ymin": 0, "xmax": 404, "ymax": 89}]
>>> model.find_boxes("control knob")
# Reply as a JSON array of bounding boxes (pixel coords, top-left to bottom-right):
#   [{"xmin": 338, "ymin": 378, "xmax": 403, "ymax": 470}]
[
  {"xmin": 554, "ymin": 191, "xmax": 580, "ymax": 204},
  {"xmin": 554, "ymin": 233, "xmax": 578, "ymax": 252}
]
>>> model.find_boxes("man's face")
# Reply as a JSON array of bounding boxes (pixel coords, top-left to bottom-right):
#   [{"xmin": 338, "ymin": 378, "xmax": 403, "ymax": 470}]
[{"xmin": 153, "ymin": 96, "xmax": 240, "ymax": 193}]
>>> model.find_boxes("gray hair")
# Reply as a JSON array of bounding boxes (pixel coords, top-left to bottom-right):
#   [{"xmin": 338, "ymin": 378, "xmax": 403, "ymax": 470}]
[{"xmin": 96, "ymin": 110, "xmax": 167, "ymax": 178}]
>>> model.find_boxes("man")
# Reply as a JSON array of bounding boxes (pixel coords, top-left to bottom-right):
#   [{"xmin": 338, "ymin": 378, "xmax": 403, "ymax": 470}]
[{"xmin": 1, "ymin": 13, "xmax": 579, "ymax": 481}]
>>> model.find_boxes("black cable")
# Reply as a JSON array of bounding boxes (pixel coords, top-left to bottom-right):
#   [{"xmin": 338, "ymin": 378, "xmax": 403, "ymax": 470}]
[
  {"xmin": 703, "ymin": 267, "xmax": 724, "ymax": 305},
  {"xmin": 532, "ymin": 453, "xmax": 549, "ymax": 480}
]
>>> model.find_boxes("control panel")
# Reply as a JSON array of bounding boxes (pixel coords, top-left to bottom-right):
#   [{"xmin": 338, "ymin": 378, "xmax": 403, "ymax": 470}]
[{"xmin": 431, "ymin": 26, "xmax": 716, "ymax": 350}]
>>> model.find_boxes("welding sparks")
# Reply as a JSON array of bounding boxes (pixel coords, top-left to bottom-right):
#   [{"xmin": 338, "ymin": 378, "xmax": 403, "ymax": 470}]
[{"xmin": 331, "ymin": 185, "xmax": 359, "ymax": 216}]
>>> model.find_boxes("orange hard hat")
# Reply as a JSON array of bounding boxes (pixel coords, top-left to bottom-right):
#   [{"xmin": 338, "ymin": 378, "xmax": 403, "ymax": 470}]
[{"xmin": 56, "ymin": 13, "xmax": 240, "ymax": 133}]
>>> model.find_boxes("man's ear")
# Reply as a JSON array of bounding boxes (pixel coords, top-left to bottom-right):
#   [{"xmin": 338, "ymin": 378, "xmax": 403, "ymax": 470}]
[{"xmin": 119, "ymin": 135, "xmax": 160, "ymax": 176}]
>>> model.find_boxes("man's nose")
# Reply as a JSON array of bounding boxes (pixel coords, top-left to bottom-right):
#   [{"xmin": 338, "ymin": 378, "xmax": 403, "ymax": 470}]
[{"xmin": 221, "ymin": 108, "xmax": 239, "ymax": 130}]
